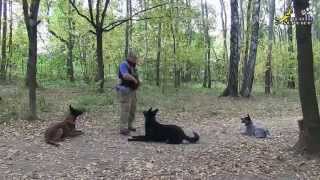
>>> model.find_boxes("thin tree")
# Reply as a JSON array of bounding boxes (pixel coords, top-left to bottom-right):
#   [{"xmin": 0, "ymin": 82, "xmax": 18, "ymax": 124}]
[
  {"xmin": 139, "ymin": 0, "xmax": 149, "ymax": 60},
  {"xmin": 201, "ymin": 0, "xmax": 207, "ymax": 87},
  {"xmin": 239, "ymin": 0, "xmax": 245, "ymax": 41},
  {"xmin": 241, "ymin": 0, "xmax": 252, "ymax": 85},
  {"xmin": 293, "ymin": 0, "xmax": 320, "ymax": 153},
  {"xmin": 184, "ymin": 0, "xmax": 192, "ymax": 82},
  {"xmin": 287, "ymin": 0, "xmax": 295, "ymax": 89},
  {"xmin": 219, "ymin": 0, "xmax": 228, "ymax": 68},
  {"xmin": 47, "ymin": 0, "xmax": 75, "ymax": 81},
  {"xmin": 22, "ymin": 0, "xmax": 41, "ymax": 120},
  {"xmin": 0, "ymin": 0, "xmax": 7, "ymax": 80},
  {"xmin": 240, "ymin": 0, "xmax": 261, "ymax": 97},
  {"xmin": 170, "ymin": 0, "xmax": 179, "ymax": 89},
  {"xmin": 69, "ymin": 0, "xmax": 166, "ymax": 92},
  {"xmin": 265, "ymin": 0, "xmax": 275, "ymax": 94},
  {"xmin": 7, "ymin": 0, "xmax": 12, "ymax": 80},
  {"xmin": 0, "ymin": 0, "xmax": 2, "ymax": 54},
  {"xmin": 124, "ymin": 0, "xmax": 132, "ymax": 58},
  {"xmin": 204, "ymin": 0, "xmax": 211, "ymax": 88},
  {"xmin": 156, "ymin": 22, "xmax": 161, "ymax": 87},
  {"xmin": 221, "ymin": 0, "xmax": 240, "ymax": 97}
]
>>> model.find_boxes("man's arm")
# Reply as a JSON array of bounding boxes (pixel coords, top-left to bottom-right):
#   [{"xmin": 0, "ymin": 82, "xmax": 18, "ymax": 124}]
[
  {"xmin": 123, "ymin": 74, "xmax": 138, "ymax": 84},
  {"xmin": 120, "ymin": 63, "xmax": 138, "ymax": 84}
]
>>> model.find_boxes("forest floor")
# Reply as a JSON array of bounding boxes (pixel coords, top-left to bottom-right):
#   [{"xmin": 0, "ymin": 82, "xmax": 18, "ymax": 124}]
[{"xmin": 0, "ymin": 81, "xmax": 320, "ymax": 180}]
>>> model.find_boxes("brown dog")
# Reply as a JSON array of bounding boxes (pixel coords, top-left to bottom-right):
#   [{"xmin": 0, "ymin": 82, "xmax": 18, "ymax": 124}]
[{"xmin": 44, "ymin": 105, "xmax": 84, "ymax": 147}]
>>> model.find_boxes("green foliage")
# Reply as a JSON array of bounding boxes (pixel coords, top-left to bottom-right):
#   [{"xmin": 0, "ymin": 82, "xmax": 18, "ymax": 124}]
[
  {"xmin": 73, "ymin": 93, "xmax": 114, "ymax": 112},
  {"xmin": 5, "ymin": 0, "xmax": 320, "ymax": 97}
]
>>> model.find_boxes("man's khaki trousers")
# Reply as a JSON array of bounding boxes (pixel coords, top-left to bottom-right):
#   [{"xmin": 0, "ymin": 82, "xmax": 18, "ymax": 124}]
[{"xmin": 118, "ymin": 90, "xmax": 137, "ymax": 130}]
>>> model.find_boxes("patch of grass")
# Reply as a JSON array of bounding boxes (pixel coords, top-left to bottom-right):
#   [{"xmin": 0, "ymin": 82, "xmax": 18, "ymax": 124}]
[
  {"xmin": 38, "ymin": 95, "xmax": 53, "ymax": 112},
  {"xmin": 72, "ymin": 93, "xmax": 115, "ymax": 112}
]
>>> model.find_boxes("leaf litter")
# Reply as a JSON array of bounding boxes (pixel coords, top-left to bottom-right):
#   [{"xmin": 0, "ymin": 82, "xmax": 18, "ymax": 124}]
[{"xmin": 0, "ymin": 85, "xmax": 319, "ymax": 179}]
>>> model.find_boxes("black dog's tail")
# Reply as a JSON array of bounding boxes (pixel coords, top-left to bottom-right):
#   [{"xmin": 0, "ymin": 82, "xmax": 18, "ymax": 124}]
[
  {"xmin": 128, "ymin": 135, "xmax": 149, "ymax": 142},
  {"xmin": 184, "ymin": 131, "xmax": 199, "ymax": 143}
]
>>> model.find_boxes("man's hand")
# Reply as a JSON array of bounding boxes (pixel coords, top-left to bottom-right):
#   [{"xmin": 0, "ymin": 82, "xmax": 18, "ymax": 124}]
[
  {"xmin": 123, "ymin": 74, "xmax": 138, "ymax": 84},
  {"xmin": 133, "ymin": 78, "xmax": 138, "ymax": 84}
]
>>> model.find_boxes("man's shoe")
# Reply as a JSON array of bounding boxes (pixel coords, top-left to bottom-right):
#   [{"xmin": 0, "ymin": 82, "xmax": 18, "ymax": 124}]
[
  {"xmin": 128, "ymin": 127, "xmax": 136, "ymax": 132},
  {"xmin": 120, "ymin": 129, "xmax": 130, "ymax": 135}
]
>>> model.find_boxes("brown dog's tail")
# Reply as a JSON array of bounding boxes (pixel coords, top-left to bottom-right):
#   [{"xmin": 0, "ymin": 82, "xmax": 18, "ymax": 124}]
[
  {"xmin": 45, "ymin": 139, "xmax": 60, "ymax": 147},
  {"xmin": 184, "ymin": 131, "xmax": 200, "ymax": 143}
]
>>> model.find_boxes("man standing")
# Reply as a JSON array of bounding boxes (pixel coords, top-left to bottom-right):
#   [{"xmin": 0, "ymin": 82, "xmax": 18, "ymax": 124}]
[{"xmin": 116, "ymin": 51, "xmax": 140, "ymax": 135}]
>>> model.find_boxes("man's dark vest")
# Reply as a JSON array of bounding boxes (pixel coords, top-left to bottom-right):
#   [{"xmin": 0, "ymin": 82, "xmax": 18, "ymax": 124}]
[{"xmin": 118, "ymin": 61, "xmax": 139, "ymax": 90}]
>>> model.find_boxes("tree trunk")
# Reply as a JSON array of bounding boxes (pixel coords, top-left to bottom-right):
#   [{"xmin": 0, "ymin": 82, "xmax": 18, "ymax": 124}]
[
  {"xmin": 0, "ymin": 0, "xmax": 7, "ymax": 80},
  {"xmin": 221, "ymin": 0, "xmax": 240, "ymax": 97},
  {"xmin": 156, "ymin": 22, "xmax": 161, "ymax": 87},
  {"xmin": 66, "ymin": 43, "xmax": 74, "ymax": 81},
  {"xmin": 140, "ymin": 0, "xmax": 148, "ymax": 59},
  {"xmin": 240, "ymin": 0, "xmax": 261, "ymax": 97},
  {"xmin": 287, "ymin": 0, "xmax": 295, "ymax": 89},
  {"xmin": 312, "ymin": 2, "xmax": 320, "ymax": 40},
  {"xmin": 171, "ymin": 0, "xmax": 179, "ymax": 89},
  {"xmin": 0, "ymin": 0, "xmax": 2, "ymax": 51},
  {"xmin": 124, "ymin": 0, "xmax": 132, "ymax": 58},
  {"xmin": 172, "ymin": 24, "xmax": 178, "ymax": 89},
  {"xmin": 7, "ymin": 0, "xmax": 12, "ymax": 80},
  {"xmin": 219, "ymin": 0, "xmax": 228, "ymax": 68},
  {"xmin": 293, "ymin": 0, "xmax": 320, "ymax": 154},
  {"xmin": 27, "ymin": 28, "xmax": 37, "ymax": 119},
  {"xmin": 241, "ymin": 0, "xmax": 252, "ymax": 86},
  {"xmin": 184, "ymin": 0, "xmax": 192, "ymax": 83},
  {"xmin": 204, "ymin": 0, "xmax": 211, "ymax": 88},
  {"xmin": 23, "ymin": 0, "xmax": 40, "ymax": 120},
  {"xmin": 66, "ymin": 2, "xmax": 75, "ymax": 82},
  {"xmin": 265, "ymin": 0, "xmax": 275, "ymax": 94},
  {"xmin": 201, "ymin": 0, "xmax": 207, "ymax": 88},
  {"xmin": 239, "ymin": 0, "xmax": 245, "ymax": 42},
  {"xmin": 95, "ymin": 29, "xmax": 105, "ymax": 92}
]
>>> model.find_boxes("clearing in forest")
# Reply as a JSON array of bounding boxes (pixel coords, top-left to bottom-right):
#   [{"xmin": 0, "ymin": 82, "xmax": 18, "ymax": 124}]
[{"xmin": 0, "ymin": 83, "xmax": 319, "ymax": 179}]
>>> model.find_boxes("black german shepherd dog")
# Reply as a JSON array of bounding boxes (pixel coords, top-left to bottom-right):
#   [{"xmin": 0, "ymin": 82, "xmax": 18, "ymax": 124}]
[{"xmin": 128, "ymin": 108, "xmax": 199, "ymax": 144}]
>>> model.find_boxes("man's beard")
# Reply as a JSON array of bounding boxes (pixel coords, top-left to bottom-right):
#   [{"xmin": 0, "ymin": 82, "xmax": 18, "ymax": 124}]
[{"xmin": 127, "ymin": 60, "xmax": 136, "ymax": 68}]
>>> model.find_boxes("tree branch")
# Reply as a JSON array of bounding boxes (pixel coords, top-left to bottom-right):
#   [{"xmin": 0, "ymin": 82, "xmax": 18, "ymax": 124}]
[
  {"xmin": 69, "ymin": 0, "xmax": 96, "ymax": 28},
  {"xmin": 103, "ymin": 2, "xmax": 168, "ymax": 31},
  {"xmin": 48, "ymin": 29, "xmax": 68, "ymax": 44},
  {"xmin": 89, "ymin": 29, "xmax": 96, "ymax": 34},
  {"xmin": 88, "ymin": 0, "xmax": 95, "ymax": 25},
  {"xmin": 96, "ymin": 0, "xmax": 100, "ymax": 24},
  {"xmin": 22, "ymin": 0, "xmax": 30, "ymax": 32},
  {"xmin": 100, "ymin": 0, "xmax": 110, "ymax": 24},
  {"xmin": 103, "ymin": 16, "xmax": 167, "ymax": 32}
]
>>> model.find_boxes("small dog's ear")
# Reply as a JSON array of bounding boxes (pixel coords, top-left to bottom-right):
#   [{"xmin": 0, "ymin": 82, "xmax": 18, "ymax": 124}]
[
  {"xmin": 69, "ymin": 105, "xmax": 74, "ymax": 112},
  {"xmin": 247, "ymin": 114, "xmax": 251, "ymax": 119},
  {"xmin": 148, "ymin": 107, "xmax": 152, "ymax": 112}
]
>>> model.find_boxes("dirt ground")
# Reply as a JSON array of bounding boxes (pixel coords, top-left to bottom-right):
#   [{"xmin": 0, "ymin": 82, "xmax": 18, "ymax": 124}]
[{"xmin": 0, "ymin": 84, "xmax": 319, "ymax": 180}]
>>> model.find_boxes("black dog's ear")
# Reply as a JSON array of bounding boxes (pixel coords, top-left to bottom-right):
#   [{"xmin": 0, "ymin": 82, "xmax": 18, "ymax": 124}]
[
  {"xmin": 247, "ymin": 114, "xmax": 251, "ymax": 119},
  {"xmin": 148, "ymin": 107, "xmax": 153, "ymax": 112},
  {"xmin": 153, "ymin": 109, "xmax": 159, "ymax": 114},
  {"xmin": 69, "ymin": 105, "xmax": 83, "ymax": 116}
]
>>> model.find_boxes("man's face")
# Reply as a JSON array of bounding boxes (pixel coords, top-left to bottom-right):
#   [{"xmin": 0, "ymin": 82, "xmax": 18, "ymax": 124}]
[{"xmin": 128, "ymin": 56, "xmax": 137, "ymax": 64}]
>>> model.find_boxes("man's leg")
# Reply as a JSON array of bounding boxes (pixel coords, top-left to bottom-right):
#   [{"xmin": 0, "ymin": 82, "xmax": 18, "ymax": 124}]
[
  {"xmin": 128, "ymin": 91, "xmax": 137, "ymax": 131},
  {"xmin": 118, "ymin": 92, "xmax": 132, "ymax": 135}
]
